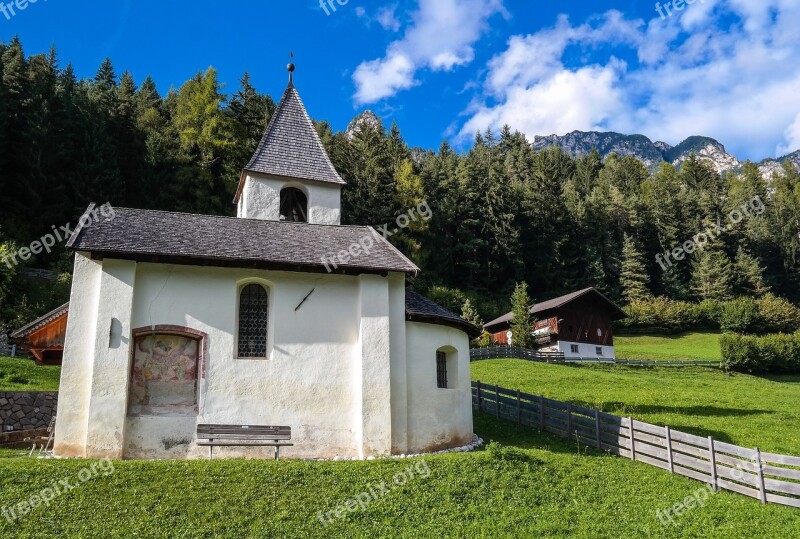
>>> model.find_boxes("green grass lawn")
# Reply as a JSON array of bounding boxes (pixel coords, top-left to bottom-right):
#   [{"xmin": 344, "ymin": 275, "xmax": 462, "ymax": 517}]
[
  {"xmin": 0, "ymin": 357, "xmax": 61, "ymax": 391},
  {"xmin": 0, "ymin": 415, "xmax": 797, "ymax": 538},
  {"xmin": 614, "ymin": 331, "xmax": 722, "ymax": 362},
  {"xmin": 472, "ymin": 359, "xmax": 800, "ymax": 456}
]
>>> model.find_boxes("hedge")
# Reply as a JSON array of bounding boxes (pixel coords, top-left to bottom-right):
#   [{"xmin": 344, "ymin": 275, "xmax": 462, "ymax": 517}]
[
  {"xmin": 616, "ymin": 294, "xmax": 800, "ymax": 335},
  {"xmin": 721, "ymin": 332, "xmax": 800, "ymax": 373}
]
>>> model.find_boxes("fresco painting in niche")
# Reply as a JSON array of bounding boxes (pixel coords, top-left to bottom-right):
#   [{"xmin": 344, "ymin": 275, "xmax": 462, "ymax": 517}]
[{"xmin": 130, "ymin": 334, "xmax": 199, "ymax": 414}]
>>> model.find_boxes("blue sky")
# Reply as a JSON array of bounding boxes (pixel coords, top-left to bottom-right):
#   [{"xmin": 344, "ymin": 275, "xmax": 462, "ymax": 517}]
[{"xmin": 2, "ymin": 0, "xmax": 799, "ymax": 160}]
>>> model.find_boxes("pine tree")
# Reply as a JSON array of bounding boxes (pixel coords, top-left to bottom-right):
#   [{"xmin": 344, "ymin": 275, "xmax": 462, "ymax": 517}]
[
  {"xmin": 510, "ymin": 282, "xmax": 533, "ymax": 348},
  {"xmin": 461, "ymin": 299, "xmax": 484, "ymax": 329},
  {"xmin": 620, "ymin": 234, "xmax": 651, "ymax": 304},
  {"xmin": 574, "ymin": 148, "xmax": 603, "ymax": 198},
  {"xmin": 461, "ymin": 299, "xmax": 486, "ymax": 346},
  {"xmin": 228, "ymin": 72, "xmax": 275, "ymax": 154},
  {"xmin": 691, "ymin": 246, "xmax": 734, "ymax": 301},
  {"xmin": 734, "ymin": 247, "xmax": 770, "ymax": 297}
]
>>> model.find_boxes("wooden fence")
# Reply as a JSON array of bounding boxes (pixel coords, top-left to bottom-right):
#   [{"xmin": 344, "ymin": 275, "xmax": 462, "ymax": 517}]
[
  {"xmin": 470, "ymin": 346, "xmax": 565, "ymax": 362},
  {"xmin": 470, "ymin": 346, "xmax": 720, "ymax": 367},
  {"xmin": 473, "ymin": 381, "xmax": 800, "ymax": 509}
]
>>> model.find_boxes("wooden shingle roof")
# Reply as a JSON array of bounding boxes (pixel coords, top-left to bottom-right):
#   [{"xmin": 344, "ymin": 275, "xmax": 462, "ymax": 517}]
[
  {"xmin": 234, "ymin": 81, "xmax": 344, "ymax": 203},
  {"xmin": 405, "ymin": 290, "xmax": 480, "ymax": 337},
  {"xmin": 484, "ymin": 287, "xmax": 627, "ymax": 330},
  {"xmin": 67, "ymin": 205, "xmax": 418, "ymax": 276}
]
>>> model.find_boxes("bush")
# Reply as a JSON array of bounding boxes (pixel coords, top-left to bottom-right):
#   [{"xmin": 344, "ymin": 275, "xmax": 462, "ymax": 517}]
[
  {"xmin": 756, "ymin": 294, "xmax": 800, "ymax": 334},
  {"xmin": 618, "ymin": 296, "xmax": 800, "ymax": 335},
  {"xmin": 721, "ymin": 332, "xmax": 800, "ymax": 373},
  {"xmin": 719, "ymin": 297, "xmax": 762, "ymax": 333},
  {"xmin": 618, "ymin": 297, "xmax": 721, "ymax": 333}
]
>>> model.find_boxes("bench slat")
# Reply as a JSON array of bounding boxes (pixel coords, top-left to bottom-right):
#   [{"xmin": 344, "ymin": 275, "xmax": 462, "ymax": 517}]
[
  {"xmin": 197, "ymin": 442, "xmax": 294, "ymax": 447},
  {"xmin": 198, "ymin": 425, "xmax": 289, "ymax": 433}
]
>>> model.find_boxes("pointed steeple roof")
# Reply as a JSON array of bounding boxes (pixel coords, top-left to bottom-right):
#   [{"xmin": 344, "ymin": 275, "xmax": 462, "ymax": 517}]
[{"xmin": 235, "ymin": 77, "xmax": 345, "ymax": 203}]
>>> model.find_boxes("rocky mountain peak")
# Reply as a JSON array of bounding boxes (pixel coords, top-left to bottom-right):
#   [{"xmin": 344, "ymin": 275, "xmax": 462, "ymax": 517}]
[
  {"xmin": 346, "ymin": 110, "xmax": 384, "ymax": 140},
  {"xmin": 532, "ymin": 131, "xmax": 796, "ymax": 179}
]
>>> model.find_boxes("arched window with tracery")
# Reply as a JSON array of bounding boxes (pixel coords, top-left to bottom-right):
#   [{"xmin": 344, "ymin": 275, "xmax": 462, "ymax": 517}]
[{"xmin": 237, "ymin": 283, "xmax": 270, "ymax": 358}]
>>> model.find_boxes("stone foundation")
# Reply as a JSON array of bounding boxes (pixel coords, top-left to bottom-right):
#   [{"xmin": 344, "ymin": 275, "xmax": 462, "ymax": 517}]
[{"xmin": 0, "ymin": 392, "xmax": 58, "ymax": 431}]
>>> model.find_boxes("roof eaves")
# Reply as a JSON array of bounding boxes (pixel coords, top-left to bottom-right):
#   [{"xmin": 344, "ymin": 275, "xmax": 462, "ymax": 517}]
[{"xmin": 11, "ymin": 302, "xmax": 70, "ymax": 339}]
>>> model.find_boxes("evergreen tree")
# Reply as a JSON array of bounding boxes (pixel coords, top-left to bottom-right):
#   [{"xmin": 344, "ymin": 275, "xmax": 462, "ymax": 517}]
[
  {"xmin": 573, "ymin": 148, "xmax": 603, "ymax": 198},
  {"xmin": 734, "ymin": 247, "xmax": 770, "ymax": 297},
  {"xmin": 461, "ymin": 299, "xmax": 484, "ymax": 327},
  {"xmin": 691, "ymin": 246, "xmax": 734, "ymax": 301},
  {"xmin": 620, "ymin": 234, "xmax": 651, "ymax": 304},
  {"xmin": 510, "ymin": 282, "xmax": 533, "ymax": 348}
]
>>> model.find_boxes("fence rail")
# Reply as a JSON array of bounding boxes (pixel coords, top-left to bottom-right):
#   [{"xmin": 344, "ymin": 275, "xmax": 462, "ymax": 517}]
[
  {"xmin": 470, "ymin": 346, "xmax": 565, "ymax": 362},
  {"xmin": 473, "ymin": 381, "xmax": 800, "ymax": 509},
  {"xmin": 470, "ymin": 346, "xmax": 720, "ymax": 367}
]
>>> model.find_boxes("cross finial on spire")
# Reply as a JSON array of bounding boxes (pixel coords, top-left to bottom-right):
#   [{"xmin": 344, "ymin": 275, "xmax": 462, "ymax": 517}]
[{"xmin": 287, "ymin": 52, "xmax": 296, "ymax": 85}]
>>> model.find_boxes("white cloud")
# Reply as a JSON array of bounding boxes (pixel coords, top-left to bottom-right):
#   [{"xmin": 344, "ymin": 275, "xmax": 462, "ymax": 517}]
[
  {"xmin": 353, "ymin": 0, "xmax": 506, "ymax": 105},
  {"xmin": 461, "ymin": 0, "xmax": 800, "ymax": 159},
  {"xmin": 355, "ymin": 4, "xmax": 401, "ymax": 32},
  {"xmin": 376, "ymin": 5, "xmax": 401, "ymax": 32},
  {"xmin": 462, "ymin": 63, "xmax": 625, "ymax": 138},
  {"xmin": 777, "ymin": 113, "xmax": 800, "ymax": 156},
  {"xmin": 353, "ymin": 51, "xmax": 417, "ymax": 104}
]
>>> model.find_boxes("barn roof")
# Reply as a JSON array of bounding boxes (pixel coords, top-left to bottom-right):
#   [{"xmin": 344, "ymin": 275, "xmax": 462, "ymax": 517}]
[
  {"xmin": 405, "ymin": 290, "xmax": 480, "ymax": 337},
  {"xmin": 11, "ymin": 302, "xmax": 70, "ymax": 340},
  {"xmin": 66, "ymin": 205, "xmax": 419, "ymax": 276},
  {"xmin": 234, "ymin": 81, "xmax": 345, "ymax": 203},
  {"xmin": 484, "ymin": 287, "xmax": 627, "ymax": 330}
]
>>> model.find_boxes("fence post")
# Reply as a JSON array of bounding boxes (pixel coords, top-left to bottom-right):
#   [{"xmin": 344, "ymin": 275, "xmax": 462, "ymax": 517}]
[
  {"xmin": 567, "ymin": 403, "xmax": 573, "ymax": 439},
  {"xmin": 538, "ymin": 395, "xmax": 545, "ymax": 431},
  {"xmin": 665, "ymin": 427, "xmax": 674, "ymax": 473},
  {"xmin": 516, "ymin": 389, "xmax": 521, "ymax": 425},
  {"xmin": 495, "ymin": 385, "xmax": 500, "ymax": 419},
  {"xmin": 594, "ymin": 410, "xmax": 601, "ymax": 450},
  {"xmin": 476, "ymin": 381, "xmax": 482, "ymax": 412},
  {"xmin": 708, "ymin": 437, "xmax": 718, "ymax": 492},
  {"xmin": 627, "ymin": 418, "xmax": 636, "ymax": 461},
  {"xmin": 755, "ymin": 448, "xmax": 767, "ymax": 505}
]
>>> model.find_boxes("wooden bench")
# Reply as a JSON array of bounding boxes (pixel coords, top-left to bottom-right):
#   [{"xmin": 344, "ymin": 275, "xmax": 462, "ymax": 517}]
[{"xmin": 197, "ymin": 424, "xmax": 293, "ymax": 460}]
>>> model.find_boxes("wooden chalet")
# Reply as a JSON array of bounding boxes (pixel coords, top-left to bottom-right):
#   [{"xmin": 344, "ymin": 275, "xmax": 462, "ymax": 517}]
[
  {"xmin": 483, "ymin": 288, "xmax": 627, "ymax": 358},
  {"xmin": 10, "ymin": 302, "xmax": 69, "ymax": 365}
]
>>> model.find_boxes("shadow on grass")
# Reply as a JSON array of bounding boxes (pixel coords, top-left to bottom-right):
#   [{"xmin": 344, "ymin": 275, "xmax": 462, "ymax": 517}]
[
  {"xmin": 757, "ymin": 374, "xmax": 800, "ymax": 384},
  {"xmin": 474, "ymin": 412, "xmax": 742, "ymax": 453},
  {"xmin": 473, "ymin": 413, "xmax": 611, "ymax": 458},
  {"xmin": 572, "ymin": 401, "xmax": 773, "ymax": 418}
]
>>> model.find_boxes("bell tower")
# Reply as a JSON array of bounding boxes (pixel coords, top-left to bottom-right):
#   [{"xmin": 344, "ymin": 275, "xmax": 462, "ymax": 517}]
[{"xmin": 234, "ymin": 61, "xmax": 345, "ymax": 225}]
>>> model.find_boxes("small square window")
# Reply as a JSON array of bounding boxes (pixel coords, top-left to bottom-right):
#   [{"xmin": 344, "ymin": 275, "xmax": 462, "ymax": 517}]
[
  {"xmin": 596, "ymin": 347, "xmax": 603, "ymax": 356},
  {"xmin": 570, "ymin": 344, "xmax": 579, "ymax": 354},
  {"xmin": 597, "ymin": 328, "xmax": 603, "ymax": 337}
]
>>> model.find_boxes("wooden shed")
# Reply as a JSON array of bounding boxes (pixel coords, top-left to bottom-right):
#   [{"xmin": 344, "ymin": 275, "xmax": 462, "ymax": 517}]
[{"xmin": 11, "ymin": 302, "xmax": 69, "ymax": 365}]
